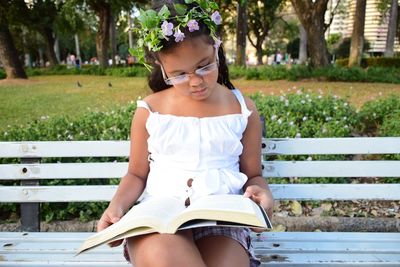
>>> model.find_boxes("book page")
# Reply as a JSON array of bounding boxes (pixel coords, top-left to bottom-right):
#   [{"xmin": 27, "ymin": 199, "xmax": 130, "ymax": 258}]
[
  {"xmin": 77, "ymin": 196, "xmax": 184, "ymax": 254},
  {"xmin": 168, "ymin": 194, "xmax": 271, "ymax": 232}
]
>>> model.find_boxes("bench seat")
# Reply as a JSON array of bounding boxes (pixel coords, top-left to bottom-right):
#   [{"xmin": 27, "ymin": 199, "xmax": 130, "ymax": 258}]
[{"xmin": 1, "ymin": 232, "xmax": 400, "ymax": 266}]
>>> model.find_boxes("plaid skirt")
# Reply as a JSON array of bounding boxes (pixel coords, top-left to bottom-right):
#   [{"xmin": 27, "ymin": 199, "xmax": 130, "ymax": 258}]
[{"xmin": 123, "ymin": 226, "xmax": 261, "ymax": 267}]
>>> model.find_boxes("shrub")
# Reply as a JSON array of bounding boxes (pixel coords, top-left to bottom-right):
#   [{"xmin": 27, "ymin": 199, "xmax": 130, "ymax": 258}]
[
  {"xmin": 0, "ymin": 69, "xmax": 6, "ymax": 79},
  {"xmin": 250, "ymin": 90, "xmax": 360, "ymax": 138},
  {"xmin": 335, "ymin": 57, "xmax": 400, "ymax": 68},
  {"xmin": 357, "ymin": 95, "xmax": 400, "ymax": 135}
]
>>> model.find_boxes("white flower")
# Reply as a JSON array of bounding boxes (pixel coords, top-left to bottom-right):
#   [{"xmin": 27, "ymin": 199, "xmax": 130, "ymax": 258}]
[
  {"xmin": 303, "ymin": 116, "xmax": 308, "ymax": 121},
  {"xmin": 295, "ymin": 133, "xmax": 301, "ymax": 138},
  {"xmin": 289, "ymin": 121, "xmax": 294, "ymax": 126},
  {"xmin": 301, "ymin": 100, "xmax": 306, "ymax": 104},
  {"xmin": 285, "ymin": 100, "xmax": 289, "ymax": 106},
  {"xmin": 271, "ymin": 115, "xmax": 277, "ymax": 120},
  {"xmin": 277, "ymin": 119, "xmax": 282, "ymax": 124}
]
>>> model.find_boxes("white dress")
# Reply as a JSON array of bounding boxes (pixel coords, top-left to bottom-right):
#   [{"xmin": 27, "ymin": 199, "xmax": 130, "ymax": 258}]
[{"xmin": 137, "ymin": 89, "xmax": 252, "ymax": 202}]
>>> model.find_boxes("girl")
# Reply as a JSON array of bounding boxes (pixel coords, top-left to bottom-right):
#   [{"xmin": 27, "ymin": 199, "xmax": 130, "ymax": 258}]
[{"xmin": 97, "ymin": 1, "xmax": 274, "ymax": 266}]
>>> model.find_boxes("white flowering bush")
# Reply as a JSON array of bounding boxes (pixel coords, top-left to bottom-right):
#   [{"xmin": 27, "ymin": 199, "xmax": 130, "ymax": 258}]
[{"xmin": 250, "ymin": 88, "xmax": 359, "ymax": 139}]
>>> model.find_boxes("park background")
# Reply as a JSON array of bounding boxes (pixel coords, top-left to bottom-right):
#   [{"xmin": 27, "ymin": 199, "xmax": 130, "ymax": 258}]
[{"xmin": 0, "ymin": 0, "xmax": 399, "ymax": 231}]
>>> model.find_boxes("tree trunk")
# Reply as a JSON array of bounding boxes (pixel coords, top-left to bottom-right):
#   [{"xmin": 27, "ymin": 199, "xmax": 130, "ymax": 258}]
[
  {"xmin": 110, "ymin": 13, "xmax": 117, "ymax": 66},
  {"xmin": 74, "ymin": 34, "xmax": 81, "ymax": 61},
  {"xmin": 348, "ymin": 0, "xmax": 366, "ymax": 67},
  {"xmin": 299, "ymin": 24, "xmax": 307, "ymax": 64},
  {"xmin": 291, "ymin": 0, "xmax": 330, "ymax": 67},
  {"xmin": 236, "ymin": 1, "xmax": 247, "ymax": 66},
  {"xmin": 384, "ymin": 0, "xmax": 398, "ymax": 57},
  {"xmin": 41, "ymin": 27, "xmax": 58, "ymax": 67},
  {"xmin": 0, "ymin": 21, "xmax": 27, "ymax": 79},
  {"xmin": 256, "ymin": 43, "xmax": 263, "ymax": 65},
  {"xmin": 97, "ymin": 4, "xmax": 111, "ymax": 68},
  {"xmin": 128, "ymin": 13, "xmax": 133, "ymax": 49}
]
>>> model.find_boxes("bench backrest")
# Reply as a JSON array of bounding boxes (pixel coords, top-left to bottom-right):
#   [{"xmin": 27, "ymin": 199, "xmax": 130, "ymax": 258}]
[
  {"xmin": 1, "ymin": 137, "xmax": 400, "ymax": 231},
  {"xmin": 1, "ymin": 137, "xmax": 399, "ymax": 203}
]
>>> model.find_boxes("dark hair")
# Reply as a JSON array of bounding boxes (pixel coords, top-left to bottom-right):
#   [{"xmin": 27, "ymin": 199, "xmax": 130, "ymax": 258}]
[{"xmin": 147, "ymin": 0, "xmax": 235, "ymax": 92}]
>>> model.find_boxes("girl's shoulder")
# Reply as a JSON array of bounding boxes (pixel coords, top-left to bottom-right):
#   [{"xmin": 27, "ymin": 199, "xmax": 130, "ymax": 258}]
[{"xmin": 141, "ymin": 89, "xmax": 171, "ymax": 112}]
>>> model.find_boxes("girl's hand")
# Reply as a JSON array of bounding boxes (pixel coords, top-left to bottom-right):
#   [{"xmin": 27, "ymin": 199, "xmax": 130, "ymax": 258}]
[
  {"xmin": 97, "ymin": 206, "xmax": 124, "ymax": 247},
  {"xmin": 243, "ymin": 185, "xmax": 273, "ymax": 232}
]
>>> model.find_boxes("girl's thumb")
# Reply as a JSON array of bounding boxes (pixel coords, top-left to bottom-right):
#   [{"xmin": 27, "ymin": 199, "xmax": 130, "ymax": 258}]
[{"xmin": 111, "ymin": 217, "xmax": 120, "ymax": 224}]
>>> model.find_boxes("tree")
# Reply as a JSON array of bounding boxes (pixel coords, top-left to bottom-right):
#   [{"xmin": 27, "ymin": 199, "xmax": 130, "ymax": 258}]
[
  {"xmin": 0, "ymin": 0, "xmax": 27, "ymax": 79},
  {"xmin": 22, "ymin": 0, "xmax": 63, "ymax": 67},
  {"xmin": 348, "ymin": 0, "xmax": 366, "ymax": 67},
  {"xmin": 247, "ymin": 0, "xmax": 284, "ymax": 65},
  {"xmin": 236, "ymin": 0, "xmax": 247, "ymax": 66},
  {"xmin": 290, "ymin": 0, "xmax": 340, "ymax": 67},
  {"xmin": 83, "ymin": 0, "xmax": 146, "ymax": 68},
  {"xmin": 384, "ymin": 0, "xmax": 399, "ymax": 57}
]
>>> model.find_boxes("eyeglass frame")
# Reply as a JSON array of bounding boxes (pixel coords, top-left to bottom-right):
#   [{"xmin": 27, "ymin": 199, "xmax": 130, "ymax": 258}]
[{"xmin": 159, "ymin": 48, "xmax": 219, "ymax": 86}]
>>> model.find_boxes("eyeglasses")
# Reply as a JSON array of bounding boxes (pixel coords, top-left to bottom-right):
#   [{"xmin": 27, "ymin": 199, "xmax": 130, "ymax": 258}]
[
  {"xmin": 160, "ymin": 50, "xmax": 219, "ymax": 86},
  {"xmin": 161, "ymin": 62, "xmax": 218, "ymax": 86}
]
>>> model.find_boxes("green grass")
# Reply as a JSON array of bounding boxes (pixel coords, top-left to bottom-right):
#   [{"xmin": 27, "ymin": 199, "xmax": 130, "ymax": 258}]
[
  {"xmin": 0, "ymin": 76, "xmax": 150, "ymax": 131},
  {"xmin": 1, "ymin": 75, "xmax": 400, "ymax": 131}
]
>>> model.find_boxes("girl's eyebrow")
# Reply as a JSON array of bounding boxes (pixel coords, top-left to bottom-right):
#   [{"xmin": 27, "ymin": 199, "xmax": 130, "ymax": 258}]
[{"xmin": 169, "ymin": 56, "xmax": 210, "ymax": 74}]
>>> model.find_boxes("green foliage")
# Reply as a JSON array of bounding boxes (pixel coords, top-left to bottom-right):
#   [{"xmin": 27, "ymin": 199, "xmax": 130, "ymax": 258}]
[
  {"xmin": 226, "ymin": 65, "xmax": 400, "ymax": 83},
  {"xmin": 25, "ymin": 65, "xmax": 148, "ymax": 77},
  {"xmin": 357, "ymin": 95, "xmax": 400, "ymax": 135},
  {"xmin": 250, "ymin": 90, "xmax": 360, "ymax": 139},
  {"xmin": 1, "ymin": 102, "xmax": 136, "ymax": 142},
  {"xmin": 0, "ymin": 69, "xmax": 5, "ymax": 79},
  {"xmin": 335, "ymin": 57, "xmax": 400, "ymax": 68}
]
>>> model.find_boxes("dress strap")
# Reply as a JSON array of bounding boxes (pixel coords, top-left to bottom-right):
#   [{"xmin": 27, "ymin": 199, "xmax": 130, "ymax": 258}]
[
  {"xmin": 232, "ymin": 89, "xmax": 252, "ymax": 117},
  {"xmin": 137, "ymin": 100, "xmax": 153, "ymax": 113}
]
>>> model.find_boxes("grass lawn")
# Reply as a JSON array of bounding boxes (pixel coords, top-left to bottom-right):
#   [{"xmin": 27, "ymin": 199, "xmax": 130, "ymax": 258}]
[{"xmin": 1, "ymin": 75, "xmax": 400, "ymax": 131}]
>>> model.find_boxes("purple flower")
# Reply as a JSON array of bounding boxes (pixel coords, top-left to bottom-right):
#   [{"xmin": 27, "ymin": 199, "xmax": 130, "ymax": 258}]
[
  {"xmin": 213, "ymin": 38, "xmax": 222, "ymax": 49},
  {"xmin": 174, "ymin": 29, "xmax": 185, "ymax": 42},
  {"xmin": 211, "ymin": 11, "xmax": 222, "ymax": 25},
  {"xmin": 187, "ymin": 19, "xmax": 199, "ymax": 32},
  {"xmin": 161, "ymin": 21, "xmax": 173, "ymax": 36}
]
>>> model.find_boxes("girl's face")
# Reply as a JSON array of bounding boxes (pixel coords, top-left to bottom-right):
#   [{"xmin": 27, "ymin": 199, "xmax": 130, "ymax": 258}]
[{"xmin": 157, "ymin": 36, "xmax": 219, "ymax": 101}]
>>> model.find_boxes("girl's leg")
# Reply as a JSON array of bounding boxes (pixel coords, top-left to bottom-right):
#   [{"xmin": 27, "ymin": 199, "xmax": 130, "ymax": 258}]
[
  {"xmin": 196, "ymin": 235, "xmax": 251, "ymax": 267},
  {"xmin": 126, "ymin": 230, "xmax": 207, "ymax": 267}
]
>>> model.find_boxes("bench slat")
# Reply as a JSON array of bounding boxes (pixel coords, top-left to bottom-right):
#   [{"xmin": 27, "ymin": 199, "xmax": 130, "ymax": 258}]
[
  {"xmin": 2, "ymin": 137, "xmax": 400, "ymax": 158},
  {"xmin": 1, "ymin": 184, "xmax": 399, "ymax": 202},
  {"xmin": 263, "ymin": 161, "xmax": 400, "ymax": 177},
  {"xmin": 1, "ymin": 160, "xmax": 399, "ymax": 180},
  {"xmin": 0, "ymin": 163, "xmax": 128, "ymax": 179},
  {"xmin": 1, "ymin": 232, "xmax": 400, "ymax": 266},
  {"xmin": 0, "ymin": 141, "xmax": 130, "ymax": 158},
  {"xmin": 263, "ymin": 137, "xmax": 400, "ymax": 155}
]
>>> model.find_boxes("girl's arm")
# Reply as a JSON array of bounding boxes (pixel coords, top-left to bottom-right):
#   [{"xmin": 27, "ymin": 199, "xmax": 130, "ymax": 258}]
[
  {"xmin": 97, "ymin": 107, "xmax": 150, "ymax": 235},
  {"xmin": 240, "ymin": 97, "xmax": 274, "ymax": 219}
]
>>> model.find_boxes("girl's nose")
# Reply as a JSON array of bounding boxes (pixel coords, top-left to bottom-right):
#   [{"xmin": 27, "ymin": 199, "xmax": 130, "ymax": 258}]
[{"xmin": 188, "ymin": 73, "xmax": 204, "ymax": 87}]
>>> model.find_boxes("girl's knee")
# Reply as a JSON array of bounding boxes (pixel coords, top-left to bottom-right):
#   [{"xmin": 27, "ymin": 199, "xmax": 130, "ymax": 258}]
[{"xmin": 126, "ymin": 233, "xmax": 206, "ymax": 267}]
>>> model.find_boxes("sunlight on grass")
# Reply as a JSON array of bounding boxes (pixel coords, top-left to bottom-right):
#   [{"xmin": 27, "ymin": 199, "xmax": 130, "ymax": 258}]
[
  {"xmin": 1, "ymin": 75, "xmax": 399, "ymax": 131},
  {"xmin": 0, "ymin": 76, "xmax": 151, "ymax": 131}
]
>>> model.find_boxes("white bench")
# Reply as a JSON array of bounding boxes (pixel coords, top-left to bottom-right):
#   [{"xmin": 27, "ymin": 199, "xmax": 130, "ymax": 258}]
[{"xmin": 1, "ymin": 137, "xmax": 400, "ymax": 266}]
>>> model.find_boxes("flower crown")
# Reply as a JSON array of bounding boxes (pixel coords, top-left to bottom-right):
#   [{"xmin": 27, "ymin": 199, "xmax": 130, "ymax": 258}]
[{"xmin": 129, "ymin": 0, "xmax": 222, "ymax": 71}]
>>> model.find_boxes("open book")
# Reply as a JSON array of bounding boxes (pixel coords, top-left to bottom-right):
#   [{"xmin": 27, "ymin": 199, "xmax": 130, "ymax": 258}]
[{"xmin": 77, "ymin": 194, "xmax": 272, "ymax": 254}]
